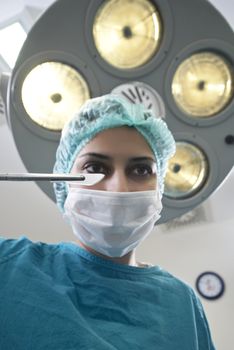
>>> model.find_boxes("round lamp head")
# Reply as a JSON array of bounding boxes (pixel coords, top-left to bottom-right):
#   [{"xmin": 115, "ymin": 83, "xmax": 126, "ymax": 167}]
[
  {"xmin": 21, "ymin": 61, "xmax": 90, "ymax": 131},
  {"xmin": 164, "ymin": 142, "xmax": 209, "ymax": 199},
  {"xmin": 93, "ymin": 0, "xmax": 162, "ymax": 69},
  {"xmin": 172, "ymin": 52, "xmax": 233, "ymax": 117}
]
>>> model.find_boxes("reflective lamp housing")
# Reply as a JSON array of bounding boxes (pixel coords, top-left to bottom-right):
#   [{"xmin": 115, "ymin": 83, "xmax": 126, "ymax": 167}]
[{"xmin": 2, "ymin": 0, "xmax": 234, "ymax": 223}]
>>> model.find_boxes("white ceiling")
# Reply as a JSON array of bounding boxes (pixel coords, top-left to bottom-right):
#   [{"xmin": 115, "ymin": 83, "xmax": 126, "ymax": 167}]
[
  {"xmin": 0, "ymin": 0, "xmax": 55, "ymax": 23},
  {"xmin": 0, "ymin": 0, "xmax": 232, "ymax": 27}
]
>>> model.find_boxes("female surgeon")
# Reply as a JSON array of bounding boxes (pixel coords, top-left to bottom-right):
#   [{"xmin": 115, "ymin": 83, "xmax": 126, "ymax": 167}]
[{"xmin": 0, "ymin": 94, "xmax": 215, "ymax": 349}]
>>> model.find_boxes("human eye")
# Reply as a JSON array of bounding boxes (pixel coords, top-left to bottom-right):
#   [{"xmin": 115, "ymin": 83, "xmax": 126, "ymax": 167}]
[
  {"xmin": 82, "ymin": 161, "xmax": 109, "ymax": 174},
  {"xmin": 129, "ymin": 164, "xmax": 155, "ymax": 178}
]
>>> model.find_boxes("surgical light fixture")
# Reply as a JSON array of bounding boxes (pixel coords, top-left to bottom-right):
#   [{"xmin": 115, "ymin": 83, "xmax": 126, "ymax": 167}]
[
  {"xmin": 92, "ymin": 0, "xmax": 162, "ymax": 69},
  {"xmin": 21, "ymin": 62, "xmax": 90, "ymax": 131},
  {"xmin": 2, "ymin": 0, "xmax": 234, "ymax": 224},
  {"xmin": 0, "ymin": 22, "xmax": 27, "ymax": 69},
  {"xmin": 172, "ymin": 52, "xmax": 233, "ymax": 118}
]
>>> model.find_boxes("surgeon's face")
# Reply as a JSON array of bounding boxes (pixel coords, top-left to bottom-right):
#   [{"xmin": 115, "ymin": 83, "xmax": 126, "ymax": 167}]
[{"xmin": 71, "ymin": 126, "xmax": 157, "ymax": 192}]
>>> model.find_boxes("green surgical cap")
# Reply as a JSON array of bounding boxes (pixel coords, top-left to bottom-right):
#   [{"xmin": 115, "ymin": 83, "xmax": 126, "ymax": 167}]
[{"xmin": 53, "ymin": 94, "xmax": 176, "ymax": 212}]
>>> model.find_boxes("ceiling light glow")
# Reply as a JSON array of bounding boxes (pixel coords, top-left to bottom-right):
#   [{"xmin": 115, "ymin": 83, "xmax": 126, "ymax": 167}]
[{"xmin": 0, "ymin": 22, "xmax": 27, "ymax": 69}]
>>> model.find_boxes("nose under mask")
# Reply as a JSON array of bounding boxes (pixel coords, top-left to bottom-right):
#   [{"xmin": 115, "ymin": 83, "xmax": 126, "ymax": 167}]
[{"xmin": 63, "ymin": 188, "xmax": 162, "ymax": 257}]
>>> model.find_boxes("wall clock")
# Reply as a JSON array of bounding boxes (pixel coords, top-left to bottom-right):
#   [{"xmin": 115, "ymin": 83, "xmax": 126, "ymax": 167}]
[{"xmin": 196, "ymin": 271, "xmax": 225, "ymax": 300}]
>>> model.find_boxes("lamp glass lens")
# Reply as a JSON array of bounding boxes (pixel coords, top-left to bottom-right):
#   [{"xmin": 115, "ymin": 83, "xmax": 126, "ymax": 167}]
[
  {"xmin": 172, "ymin": 52, "xmax": 233, "ymax": 117},
  {"xmin": 93, "ymin": 0, "xmax": 162, "ymax": 69},
  {"xmin": 21, "ymin": 62, "xmax": 90, "ymax": 131},
  {"xmin": 164, "ymin": 142, "xmax": 209, "ymax": 199}
]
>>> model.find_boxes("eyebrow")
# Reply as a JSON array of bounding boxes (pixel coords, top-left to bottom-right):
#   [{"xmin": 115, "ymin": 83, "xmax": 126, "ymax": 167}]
[{"xmin": 79, "ymin": 152, "xmax": 156, "ymax": 163}]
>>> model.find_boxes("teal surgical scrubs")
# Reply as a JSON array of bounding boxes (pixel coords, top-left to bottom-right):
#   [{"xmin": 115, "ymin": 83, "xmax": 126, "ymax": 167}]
[{"xmin": 0, "ymin": 237, "xmax": 215, "ymax": 349}]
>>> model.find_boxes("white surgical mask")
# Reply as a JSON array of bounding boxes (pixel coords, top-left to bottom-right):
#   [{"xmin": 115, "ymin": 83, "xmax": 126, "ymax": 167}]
[{"xmin": 63, "ymin": 188, "xmax": 162, "ymax": 257}]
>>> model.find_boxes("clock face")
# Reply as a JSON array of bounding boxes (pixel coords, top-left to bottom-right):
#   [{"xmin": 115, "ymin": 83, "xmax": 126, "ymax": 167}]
[{"xmin": 196, "ymin": 272, "xmax": 225, "ymax": 300}]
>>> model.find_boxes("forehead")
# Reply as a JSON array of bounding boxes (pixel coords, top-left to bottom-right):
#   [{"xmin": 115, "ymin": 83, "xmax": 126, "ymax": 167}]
[{"xmin": 78, "ymin": 126, "xmax": 154, "ymax": 158}]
